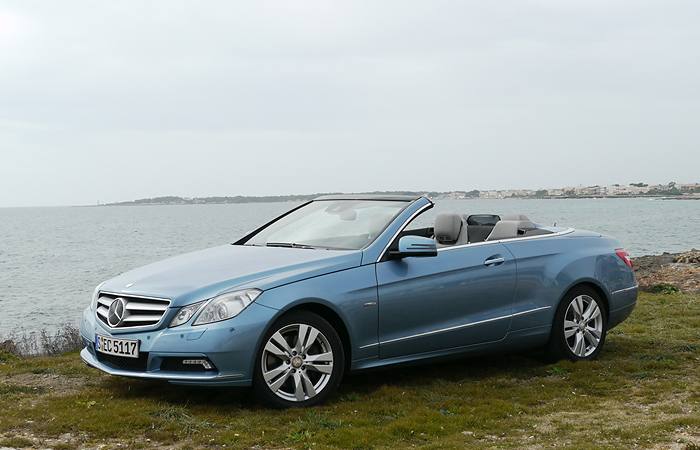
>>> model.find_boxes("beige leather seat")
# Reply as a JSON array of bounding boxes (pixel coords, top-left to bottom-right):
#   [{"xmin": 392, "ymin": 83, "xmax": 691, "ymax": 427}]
[
  {"xmin": 486, "ymin": 219, "xmax": 536, "ymax": 241},
  {"xmin": 434, "ymin": 212, "xmax": 468, "ymax": 247}
]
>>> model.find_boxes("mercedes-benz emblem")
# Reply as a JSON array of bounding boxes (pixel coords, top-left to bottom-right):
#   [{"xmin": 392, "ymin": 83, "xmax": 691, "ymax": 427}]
[{"xmin": 107, "ymin": 298, "xmax": 127, "ymax": 327}]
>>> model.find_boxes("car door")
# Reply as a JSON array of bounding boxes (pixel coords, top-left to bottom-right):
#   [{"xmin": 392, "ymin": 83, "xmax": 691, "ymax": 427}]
[{"xmin": 375, "ymin": 243, "xmax": 517, "ymax": 359}]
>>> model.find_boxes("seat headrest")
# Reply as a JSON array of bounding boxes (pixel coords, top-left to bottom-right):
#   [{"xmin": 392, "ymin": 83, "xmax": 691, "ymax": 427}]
[
  {"xmin": 434, "ymin": 212, "xmax": 462, "ymax": 244},
  {"xmin": 501, "ymin": 213, "xmax": 530, "ymax": 221},
  {"xmin": 517, "ymin": 220, "xmax": 535, "ymax": 230},
  {"xmin": 486, "ymin": 220, "xmax": 518, "ymax": 241},
  {"xmin": 486, "ymin": 220, "xmax": 537, "ymax": 240}
]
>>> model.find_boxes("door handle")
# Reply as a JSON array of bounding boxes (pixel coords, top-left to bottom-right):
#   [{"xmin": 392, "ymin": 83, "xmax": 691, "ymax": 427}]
[{"xmin": 484, "ymin": 256, "xmax": 506, "ymax": 266}]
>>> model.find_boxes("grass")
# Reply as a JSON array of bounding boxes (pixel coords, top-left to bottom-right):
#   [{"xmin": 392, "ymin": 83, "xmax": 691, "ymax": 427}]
[{"xmin": 1, "ymin": 292, "xmax": 699, "ymax": 449}]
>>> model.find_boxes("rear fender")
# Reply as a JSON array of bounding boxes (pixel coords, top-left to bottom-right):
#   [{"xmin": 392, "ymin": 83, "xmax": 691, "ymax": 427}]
[{"xmin": 503, "ymin": 234, "xmax": 632, "ymax": 331}]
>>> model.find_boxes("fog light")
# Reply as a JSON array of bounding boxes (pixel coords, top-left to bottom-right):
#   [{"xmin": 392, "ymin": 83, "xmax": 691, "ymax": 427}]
[{"xmin": 182, "ymin": 359, "xmax": 213, "ymax": 370}]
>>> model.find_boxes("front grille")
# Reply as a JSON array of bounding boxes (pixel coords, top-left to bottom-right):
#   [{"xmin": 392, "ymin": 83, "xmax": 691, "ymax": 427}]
[
  {"xmin": 96, "ymin": 293, "xmax": 171, "ymax": 329},
  {"xmin": 96, "ymin": 351, "xmax": 149, "ymax": 371}
]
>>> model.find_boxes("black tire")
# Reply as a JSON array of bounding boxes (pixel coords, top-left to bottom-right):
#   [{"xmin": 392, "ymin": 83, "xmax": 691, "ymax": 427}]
[
  {"xmin": 544, "ymin": 286, "xmax": 607, "ymax": 362},
  {"xmin": 253, "ymin": 311, "xmax": 344, "ymax": 408}
]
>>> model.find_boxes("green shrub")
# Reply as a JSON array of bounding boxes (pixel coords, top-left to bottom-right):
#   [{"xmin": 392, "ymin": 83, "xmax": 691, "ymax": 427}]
[
  {"xmin": 0, "ymin": 349, "xmax": 19, "ymax": 363},
  {"xmin": 648, "ymin": 283, "xmax": 680, "ymax": 294}
]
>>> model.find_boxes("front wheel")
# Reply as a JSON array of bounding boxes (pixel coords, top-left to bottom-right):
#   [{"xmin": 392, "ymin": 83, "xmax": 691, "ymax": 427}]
[
  {"xmin": 253, "ymin": 311, "xmax": 344, "ymax": 408},
  {"xmin": 545, "ymin": 287, "xmax": 607, "ymax": 362}
]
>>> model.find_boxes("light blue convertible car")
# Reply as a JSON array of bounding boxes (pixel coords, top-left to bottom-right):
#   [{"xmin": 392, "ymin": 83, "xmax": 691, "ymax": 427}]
[{"xmin": 80, "ymin": 195, "xmax": 638, "ymax": 407}]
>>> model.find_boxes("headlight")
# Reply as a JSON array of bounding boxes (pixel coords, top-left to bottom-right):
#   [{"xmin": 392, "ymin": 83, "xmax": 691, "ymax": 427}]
[
  {"xmin": 90, "ymin": 282, "xmax": 106, "ymax": 311},
  {"xmin": 193, "ymin": 289, "xmax": 262, "ymax": 326},
  {"xmin": 169, "ymin": 300, "xmax": 206, "ymax": 328}
]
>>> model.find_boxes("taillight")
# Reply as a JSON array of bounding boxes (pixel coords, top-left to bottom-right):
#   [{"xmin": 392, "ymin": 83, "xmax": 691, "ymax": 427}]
[{"xmin": 616, "ymin": 249, "xmax": 633, "ymax": 269}]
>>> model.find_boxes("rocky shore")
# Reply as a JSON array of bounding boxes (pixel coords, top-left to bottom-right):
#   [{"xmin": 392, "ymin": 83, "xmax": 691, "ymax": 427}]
[{"xmin": 632, "ymin": 249, "xmax": 700, "ymax": 293}]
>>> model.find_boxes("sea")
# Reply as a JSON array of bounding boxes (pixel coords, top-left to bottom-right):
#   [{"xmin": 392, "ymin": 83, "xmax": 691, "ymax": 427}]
[{"xmin": 1, "ymin": 198, "xmax": 698, "ymax": 335}]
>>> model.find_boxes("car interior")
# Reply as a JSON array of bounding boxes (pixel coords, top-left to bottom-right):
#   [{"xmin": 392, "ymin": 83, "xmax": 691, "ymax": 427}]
[{"xmin": 390, "ymin": 212, "xmax": 554, "ymax": 253}]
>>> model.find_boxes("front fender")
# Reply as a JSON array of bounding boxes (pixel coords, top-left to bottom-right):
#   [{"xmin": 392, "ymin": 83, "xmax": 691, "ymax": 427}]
[{"xmin": 255, "ymin": 265, "xmax": 379, "ymax": 362}]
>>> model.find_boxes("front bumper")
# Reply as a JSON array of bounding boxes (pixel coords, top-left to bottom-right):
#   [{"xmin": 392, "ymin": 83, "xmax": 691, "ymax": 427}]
[
  {"xmin": 79, "ymin": 302, "xmax": 279, "ymax": 387},
  {"xmin": 80, "ymin": 347, "xmax": 249, "ymax": 385}
]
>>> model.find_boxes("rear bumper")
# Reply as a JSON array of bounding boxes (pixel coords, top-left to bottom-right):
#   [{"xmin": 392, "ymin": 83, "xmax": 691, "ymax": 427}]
[{"xmin": 608, "ymin": 284, "xmax": 639, "ymax": 329}]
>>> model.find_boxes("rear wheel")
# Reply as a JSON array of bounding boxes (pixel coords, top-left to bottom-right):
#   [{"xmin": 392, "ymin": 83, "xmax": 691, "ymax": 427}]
[
  {"xmin": 253, "ymin": 311, "xmax": 344, "ymax": 408},
  {"xmin": 545, "ymin": 286, "xmax": 607, "ymax": 362}
]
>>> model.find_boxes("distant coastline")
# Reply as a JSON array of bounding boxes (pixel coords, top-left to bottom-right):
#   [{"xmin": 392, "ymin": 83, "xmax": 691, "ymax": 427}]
[{"xmin": 97, "ymin": 184, "xmax": 700, "ymax": 206}]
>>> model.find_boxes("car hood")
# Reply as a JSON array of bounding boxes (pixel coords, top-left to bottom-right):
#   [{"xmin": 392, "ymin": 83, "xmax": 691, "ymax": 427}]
[{"xmin": 101, "ymin": 245, "xmax": 362, "ymax": 307}]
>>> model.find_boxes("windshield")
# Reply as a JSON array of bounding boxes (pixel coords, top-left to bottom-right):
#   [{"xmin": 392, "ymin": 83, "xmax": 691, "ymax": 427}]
[{"xmin": 244, "ymin": 200, "xmax": 409, "ymax": 250}]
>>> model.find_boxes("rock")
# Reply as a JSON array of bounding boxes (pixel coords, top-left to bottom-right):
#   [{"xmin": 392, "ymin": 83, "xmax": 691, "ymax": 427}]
[
  {"xmin": 633, "ymin": 250, "xmax": 700, "ymax": 294},
  {"xmin": 673, "ymin": 250, "xmax": 700, "ymax": 264}
]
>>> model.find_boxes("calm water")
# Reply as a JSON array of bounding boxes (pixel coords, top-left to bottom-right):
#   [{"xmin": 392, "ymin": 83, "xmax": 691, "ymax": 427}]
[{"xmin": 1, "ymin": 198, "xmax": 698, "ymax": 334}]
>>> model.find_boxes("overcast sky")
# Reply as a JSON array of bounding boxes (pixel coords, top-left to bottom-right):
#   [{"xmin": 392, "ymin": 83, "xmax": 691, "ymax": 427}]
[{"xmin": 1, "ymin": 1, "xmax": 698, "ymax": 207}]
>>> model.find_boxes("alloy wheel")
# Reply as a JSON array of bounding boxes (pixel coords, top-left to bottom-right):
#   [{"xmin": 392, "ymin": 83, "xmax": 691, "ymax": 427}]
[
  {"xmin": 563, "ymin": 294, "xmax": 604, "ymax": 357},
  {"xmin": 260, "ymin": 323, "xmax": 334, "ymax": 402}
]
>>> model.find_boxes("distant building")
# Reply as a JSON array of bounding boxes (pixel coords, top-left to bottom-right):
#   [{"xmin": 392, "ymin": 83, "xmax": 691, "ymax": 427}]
[
  {"xmin": 547, "ymin": 189, "xmax": 565, "ymax": 196},
  {"xmin": 678, "ymin": 183, "xmax": 699, "ymax": 192}
]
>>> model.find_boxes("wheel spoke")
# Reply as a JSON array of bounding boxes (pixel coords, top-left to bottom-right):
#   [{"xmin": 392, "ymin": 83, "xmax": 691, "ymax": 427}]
[
  {"xmin": 301, "ymin": 327, "xmax": 320, "ymax": 354},
  {"xmin": 305, "ymin": 351, "xmax": 333, "ymax": 374},
  {"xmin": 583, "ymin": 302, "xmax": 600, "ymax": 322},
  {"xmin": 295, "ymin": 324, "xmax": 309, "ymax": 354},
  {"xmin": 573, "ymin": 332, "xmax": 586, "ymax": 356},
  {"xmin": 584, "ymin": 329, "xmax": 600, "ymax": 348},
  {"xmin": 263, "ymin": 365, "xmax": 288, "ymax": 383},
  {"xmin": 293, "ymin": 371, "xmax": 306, "ymax": 401},
  {"xmin": 306, "ymin": 351, "xmax": 333, "ymax": 363},
  {"xmin": 267, "ymin": 367, "xmax": 292, "ymax": 392},
  {"xmin": 264, "ymin": 341, "xmax": 288, "ymax": 360},
  {"xmin": 586, "ymin": 326, "xmax": 602, "ymax": 339},
  {"xmin": 306, "ymin": 363, "xmax": 333, "ymax": 374},
  {"xmin": 301, "ymin": 371, "xmax": 317, "ymax": 398},
  {"xmin": 564, "ymin": 320, "xmax": 577, "ymax": 329},
  {"xmin": 269, "ymin": 332, "xmax": 293, "ymax": 359},
  {"xmin": 573, "ymin": 296, "xmax": 585, "ymax": 320}
]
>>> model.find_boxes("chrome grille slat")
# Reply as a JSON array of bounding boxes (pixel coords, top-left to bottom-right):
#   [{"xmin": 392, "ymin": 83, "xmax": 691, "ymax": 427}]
[
  {"xmin": 124, "ymin": 315, "xmax": 164, "ymax": 322},
  {"xmin": 125, "ymin": 302, "xmax": 168, "ymax": 312},
  {"xmin": 97, "ymin": 298, "xmax": 112, "ymax": 308},
  {"xmin": 96, "ymin": 307, "xmax": 108, "ymax": 319},
  {"xmin": 95, "ymin": 293, "xmax": 171, "ymax": 329}
]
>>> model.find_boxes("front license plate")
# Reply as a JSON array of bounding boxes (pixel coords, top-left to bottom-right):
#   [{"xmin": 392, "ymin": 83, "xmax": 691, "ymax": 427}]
[{"xmin": 95, "ymin": 334, "xmax": 139, "ymax": 359}]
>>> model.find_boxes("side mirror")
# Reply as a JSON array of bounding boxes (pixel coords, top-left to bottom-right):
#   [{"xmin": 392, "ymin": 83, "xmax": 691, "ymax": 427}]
[{"xmin": 390, "ymin": 235, "xmax": 438, "ymax": 258}]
